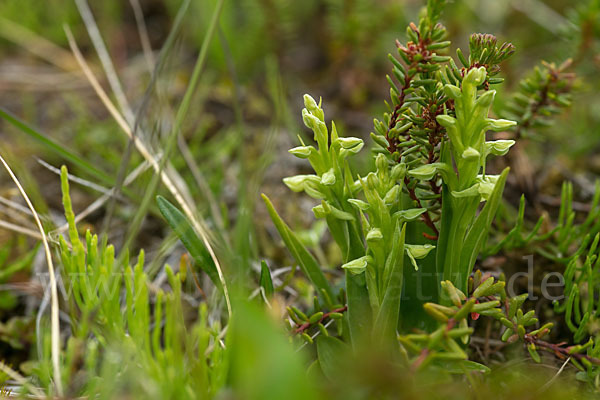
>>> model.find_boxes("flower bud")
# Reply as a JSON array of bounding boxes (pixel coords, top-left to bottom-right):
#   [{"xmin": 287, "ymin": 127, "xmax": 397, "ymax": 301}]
[
  {"xmin": 462, "ymin": 147, "xmax": 480, "ymax": 160},
  {"xmin": 366, "ymin": 228, "xmax": 383, "ymax": 242},
  {"xmin": 393, "ymin": 208, "xmax": 426, "ymax": 222},
  {"xmin": 312, "ymin": 204, "xmax": 328, "ymax": 219},
  {"xmin": 303, "ymin": 94, "xmax": 319, "ymax": 113},
  {"xmin": 365, "ymin": 173, "xmax": 379, "ymax": 190},
  {"xmin": 405, "ymin": 244, "xmax": 435, "ymax": 259},
  {"xmin": 321, "ymin": 168, "xmax": 336, "ymax": 186},
  {"xmin": 303, "ymin": 180, "xmax": 326, "ymax": 199},
  {"xmin": 341, "ymin": 255, "xmax": 371, "ymax": 275},
  {"xmin": 375, "ymin": 153, "xmax": 388, "ymax": 173},
  {"xmin": 390, "ymin": 163, "xmax": 407, "ymax": 181},
  {"xmin": 348, "ymin": 199, "xmax": 370, "ymax": 211},
  {"xmin": 337, "ymin": 137, "xmax": 364, "ymax": 150},
  {"xmin": 283, "ymin": 175, "xmax": 311, "ymax": 192},
  {"xmin": 436, "ymin": 114, "xmax": 456, "ymax": 129},
  {"xmin": 301, "ymin": 108, "xmax": 315, "ymax": 129},
  {"xmin": 443, "ymin": 84, "xmax": 461, "ymax": 100},
  {"xmin": 408, "ymin": 163, "xmax": 439, "ymax": 180},
  {"xmin": 475, "ymin": 90, "xmax": 496, "ymax": 108},
  {"xmin": 464, "ymin": 66, "xmax": 487, "ymax": 86},
  {"xmin": 476, "ymin": 175, "xmax": 499, "ymax": 200},
  {"xmin": 383, "ymin": 185, "xmax": 400, "ymax": 205},
  {"xmin": 303, "ymin": 94, "xmax": 324, "ymax": 121},
  {"xmin": 405, "ymin": 244, "xmax": 435, "ymax": 270},
  {"xmin": 288, "ymin": 146, "xmax": 314, "ymax": 159},
  {"xmin": 451, "ymin": 184, "xmax": 480, "ymax": 199},
  {"xmin": 487, "ymin": 118, "xmax": 517, "ymax": 131},
  {"xmin": 485, "ymin": 140, "xmax": 515, "ymax": 156}
]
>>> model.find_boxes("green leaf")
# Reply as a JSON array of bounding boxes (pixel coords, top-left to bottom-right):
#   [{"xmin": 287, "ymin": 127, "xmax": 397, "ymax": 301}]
[
  {"xmin": 435, "ymin": 182, "xmax": 454, "ymax": 289},
  {"xmin": 325, "ymin": 214, "xmax": 351, "ymax": 260},
  {"xmin": 459, "ymin": 168, "xmax": 509, "ymax": 279},
  {"xmin": 156, "ymin": 195, "xmax": 222, "ymax": 291},
  {"xmin": 527, "ymin": 344, "xmax": 541, "ymax": 363},
  {"xmin": 345, "ymin": 269, "xmax": 371, "ymax": 348},
  {"xmin": 262, "ymin": 194, "xmax": 335, "ymax": 303},
  {"xmin": 260, "ymin": 260, "xmax": 274, "ymax": 299},
  {"xmin": 374, "ymin": 223, "xmax": 406, "ymax": 347},
  {"xmin": 576, "ymin": 371, "xmax": 590, "ymax": 382},
  {"xmin": 0, "ymin": 245, "xmax": 36, "ymax": 282},
  {"xmin": 316, "ymin": 335, "xmax": 349, "ymax": 380}
]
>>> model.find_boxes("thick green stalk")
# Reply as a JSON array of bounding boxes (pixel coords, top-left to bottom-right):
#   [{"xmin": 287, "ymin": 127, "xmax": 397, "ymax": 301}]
[{"xmin": 432, "ymin": 67, "xmax": 516, "ymax": 293}]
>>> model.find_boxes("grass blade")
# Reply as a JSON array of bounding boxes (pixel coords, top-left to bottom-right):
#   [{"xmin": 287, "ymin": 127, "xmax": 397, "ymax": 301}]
[
  {"xmin": 262, "ymin": 194, "xmax": 335, "ymax": 303},
  {"xmin": 157, "ymin": 195, "xmax": 223, "ymax": 292},
  {"xmin": 260, "ymin": 260, "xmax": 274, "ymax": 299},
  {"xmin": 0, "ymin": 155, "xmax": 62, "ymax": 396},
  {"xmin": 0, "ymin": 107, "xmax": 112, "ymax": 185}
]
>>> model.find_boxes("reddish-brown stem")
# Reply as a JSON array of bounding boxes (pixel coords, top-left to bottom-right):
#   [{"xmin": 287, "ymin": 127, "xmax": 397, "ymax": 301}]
[
  {"xmin": 500, "ymin": 290, "xmax": 600, "ymax": 366},
  {"xmin": 412, "ymin": 348, "xmax": 430, "ymax": 371},
  {"xmin": 404, "ymin": 177, "xmax": 439, "ymax": 239},
  {"xmin": 293, "ymin": 305, "xmax": 348, "ymax": 335},
  {"xmin": 523, "ymin": 334, "xmax": 600, "ymax": 366}
]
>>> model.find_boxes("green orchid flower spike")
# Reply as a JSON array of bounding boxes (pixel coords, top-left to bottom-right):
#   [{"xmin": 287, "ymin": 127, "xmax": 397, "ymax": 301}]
[
  {"xmin": 432, "ymin": 66, "xmax": 516, "ymax": 294},
  {"xmin": 264, "ymin": 0, "xmax": 518, "ymax": 365},
  {"xmin": 264, "ymin": 93, "xmax": 421, "ymax": 349}
]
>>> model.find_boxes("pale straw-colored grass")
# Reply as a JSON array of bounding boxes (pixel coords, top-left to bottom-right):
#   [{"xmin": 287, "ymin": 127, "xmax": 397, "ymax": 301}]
[{"xmin": 0, "ymin": 154, "xmax": 62, "ymax": 396}]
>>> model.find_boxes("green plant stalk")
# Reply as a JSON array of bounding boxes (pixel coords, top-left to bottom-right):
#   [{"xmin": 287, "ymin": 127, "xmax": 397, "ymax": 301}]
[
  {"xmin": 270, "ymin": 95, "xmax": 432, "ymax": 349},
  {"xmin": 431, "ymin": 67, "xmax": 515, "ymax": 293}
]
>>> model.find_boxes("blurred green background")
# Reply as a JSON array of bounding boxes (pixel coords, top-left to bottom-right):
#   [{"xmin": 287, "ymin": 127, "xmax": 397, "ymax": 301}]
[{"xmin": 0, "ymin": 0, "xmax": 597, "ymax": 199}]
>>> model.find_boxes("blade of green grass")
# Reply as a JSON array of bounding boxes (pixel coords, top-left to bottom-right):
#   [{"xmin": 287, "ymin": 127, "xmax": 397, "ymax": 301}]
[
  {"xmin": 157, "ymin": 195, "xmax": 223, "ymax": 291},
  {"xmin": 259, "ymin": 260, "xmax": 274, "ymax": 299},
  {"xmin": 262, "ymin": 194, "xmax": 335, "ymax": 303},
  {"xmin": 0, "ymin": 107, "xmax": 112, "ymax": 186}
]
